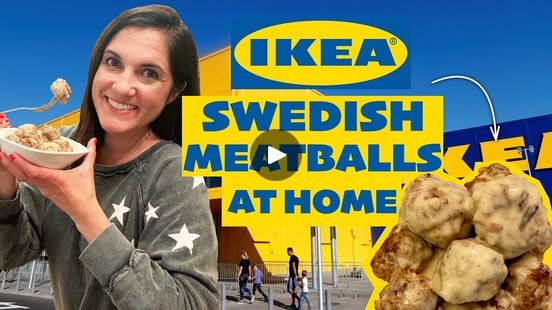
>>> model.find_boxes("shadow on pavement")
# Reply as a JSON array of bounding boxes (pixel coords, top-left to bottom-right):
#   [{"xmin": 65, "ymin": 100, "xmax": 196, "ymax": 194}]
[{"xmin": 226, "ymin": 294, "xmax": 297, "ymax": 309}]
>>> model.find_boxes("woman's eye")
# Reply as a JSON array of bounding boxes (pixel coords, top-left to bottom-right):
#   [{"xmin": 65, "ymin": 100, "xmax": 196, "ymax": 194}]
[
  {"xmin": 105, "ymin": 57, "xmax": 120, "ymax": 67},
  {"xmin": 141, "ymin": 69, "xmax": 159, "ymax": 80}
]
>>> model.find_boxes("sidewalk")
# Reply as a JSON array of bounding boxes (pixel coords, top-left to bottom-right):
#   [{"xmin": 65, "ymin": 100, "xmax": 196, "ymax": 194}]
[
  {"xmin": 0, "ymin": 278, "xmax": 52, "ymax": 299},
  {"xmin": 223, "ymin": 284, "xmax": 371, "ymax": 310},
  {"xmin": 0, "ymin": 292, "xmax": 55, "ymax": 310},
  {"xmin": 1, "ymin": 279, "xmax": 372, "ymax": 310}
]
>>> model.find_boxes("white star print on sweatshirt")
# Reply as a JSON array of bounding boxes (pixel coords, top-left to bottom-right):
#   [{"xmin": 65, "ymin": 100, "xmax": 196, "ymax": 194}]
[{"xmin": 0, "ymin": 126, "xmax": 219, "ymax": 310}]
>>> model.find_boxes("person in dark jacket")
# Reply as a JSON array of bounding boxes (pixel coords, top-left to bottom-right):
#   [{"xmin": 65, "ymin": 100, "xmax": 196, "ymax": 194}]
[
  {"xmin": 237, "ymin": 251, "xmax": 253, "ymax": 303},
  {"xmin": 287, "ymin": 247, "xmax": 300, "ymax": 308}
]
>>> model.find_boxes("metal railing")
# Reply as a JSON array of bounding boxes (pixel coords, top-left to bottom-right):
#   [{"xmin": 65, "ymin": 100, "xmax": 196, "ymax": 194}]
[
  {"xmin": 1, "ymin": 254, "xmax": 51, "ymax": 294},
  {"xmin": 2, "ymin": 259, "xmax": 372, "ymax": 302},
  {"xmin": 218, "ymin": 261, "xmax": 372, "ymax": 298}
]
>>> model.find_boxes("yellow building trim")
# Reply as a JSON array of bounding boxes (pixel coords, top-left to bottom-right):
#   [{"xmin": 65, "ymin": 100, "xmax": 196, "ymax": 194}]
[
  {"xmin": 43, "ymin": 109, "xmax": 80, "ymax": 128},
  {"xmin": 201, "ymin": 46, "xmax": 231, "ymax": 61},
  {"xmin": 208, "ymin": 187, "xmax": 221, "ymax": 200}
]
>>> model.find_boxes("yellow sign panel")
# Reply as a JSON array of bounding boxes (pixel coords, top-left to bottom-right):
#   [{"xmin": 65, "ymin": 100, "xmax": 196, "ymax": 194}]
[
  {"xmin": 182, "ymin": 96, "xmax": 443, "ymax": 226},
  {"xmin": 443, "ymin": 133, "xmax": 552, "ymax": 178},
  {"xmin": 234, "ymin": 21, "xmax": 408, "ymax": 86}
]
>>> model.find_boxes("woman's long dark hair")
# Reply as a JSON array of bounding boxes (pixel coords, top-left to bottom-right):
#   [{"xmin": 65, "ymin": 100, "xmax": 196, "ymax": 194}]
[{"xmin": 74, "ymin": 5, "xmax": 199, "ymax": 147}]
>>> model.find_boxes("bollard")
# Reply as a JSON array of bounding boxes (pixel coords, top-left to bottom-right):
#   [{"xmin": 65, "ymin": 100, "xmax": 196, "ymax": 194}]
[
  {"xmin": 1, "ymin": 271, "xmax": 6, "ymax": 290},
  {"xmin": 325, "ymin": 289, "xmax": 332, "ymax": 310},
  {"xmin": 28, "ymin": 259, "xmax": 36, "ymax": 290},
  {"xmin": 268, "ymin": 286, "xmax": 273, "ymax": 310},
  {"xmin": 15, "ymin": 267, "xmax": 22, "ymax": 291},
  {"xmin": 30, "ymin": 260, "xmax": 39, "ymax": 293},
  {"xmin": 220, "ymin": 282, "xmax": 226, "ymax": 310}
]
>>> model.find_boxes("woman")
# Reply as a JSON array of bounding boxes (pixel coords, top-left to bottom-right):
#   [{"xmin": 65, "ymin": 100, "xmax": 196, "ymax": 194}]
[
  {"xmin": 0, "ymin": 5, "xmax": 218, "ymax": 310},
  {"xmin": 237, "ymin": 251, "xmax": 252, "ymax": 303}
]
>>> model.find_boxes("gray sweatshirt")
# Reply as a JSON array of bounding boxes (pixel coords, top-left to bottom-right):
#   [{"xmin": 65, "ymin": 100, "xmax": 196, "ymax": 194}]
[{"xmin": 0, "ymin": 127, "xmax": 219, "ymax": 309}]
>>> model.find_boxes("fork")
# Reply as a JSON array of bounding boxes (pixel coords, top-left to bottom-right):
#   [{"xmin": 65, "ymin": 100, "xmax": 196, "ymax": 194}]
[{"xmin": 1, "ymin": 96, "xmax": 59, "ymax": 114}]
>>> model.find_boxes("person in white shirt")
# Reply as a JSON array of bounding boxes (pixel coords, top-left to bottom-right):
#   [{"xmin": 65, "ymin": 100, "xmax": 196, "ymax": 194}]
[{"xmin": 298, "ymin": 270, "xmax": 312, "ymax": 310}]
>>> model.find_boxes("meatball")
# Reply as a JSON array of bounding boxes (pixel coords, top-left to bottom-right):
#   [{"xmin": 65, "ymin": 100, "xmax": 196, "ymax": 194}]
[
  {"xmin": 465, "ymin": 164, "xmax": 512, "ymax": 191},
  {"xmin": 439, "ymin": 290, "xmax": 516, "ymax": 309},
  {"xmin": 15, "ymin": 124, "xmax": 41, "ymax": 140},
  {"xmin": 53, "ymin": 138, "xmax": 72, "ymax": 152},
  {"xmin": 421, "ymin": 247, "xmax": 445, "ymax": 281},
  {"xmin": 371, "ymin": 225, "xmax": 433, "ymax": 281},
  {"xmin": 468, "ymin": 166, "xmax": 552, "ymax": 259},
  {"xmin": 19, "ymin": 137, "xmax": 41, "ymax": 149},
  {"xmin": 503, "ymin": 252, "xmax": 552, "ymax": 309},
  {"xmin": 8, "ymin": 124, "xmax": 72, "ymax": 152},
  {"xmin": 39, "ymin": 142, "xmax": 62, "ymax": 152},
  {"xmin": 533, "ymin": 229, "xmax": 552, "ymax": 258},
  {"xmin": 50, "ymin": 78, "xmax": 71, "ymax": 104},
  {"xmin": 399, "ymin": 173, "xmax": 475, "ymax": 248},
  {"xmin": 6, "ymin": 134, "xmax": 21, "ymax": 144},
  {"xmin": 12, "ymin": 124, "xmax": 42, "ymax": 149},
  {"xmin": 375, "ymin": 270, "xmax": 438, "ymax": 310},
  {"xmin": 431, "ymin": 239, "xmax": 508, "ymax": 304},
  {"xmin": 40, "ymin": 125, "xmax": 61, "ymax": 141}
]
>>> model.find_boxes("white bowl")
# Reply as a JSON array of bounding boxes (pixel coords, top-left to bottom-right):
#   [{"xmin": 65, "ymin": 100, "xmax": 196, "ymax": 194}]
[{"xmin": 0, "ymin": 128, "xmax": 89, "ymax": 169}]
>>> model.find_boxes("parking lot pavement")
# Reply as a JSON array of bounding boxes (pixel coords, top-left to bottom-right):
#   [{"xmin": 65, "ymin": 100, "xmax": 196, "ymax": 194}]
[
  {"xmin": 224, "ymin": 289, "xmax": 370, "ymax": 310},
  {"xmin": 0, "ymin": 292, "xmax": 55, "ymax": 310}
]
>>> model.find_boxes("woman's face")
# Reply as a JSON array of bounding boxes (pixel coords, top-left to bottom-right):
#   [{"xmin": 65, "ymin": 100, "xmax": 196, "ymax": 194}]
[{"xmin": 92, "ymin": 26, "xmax": 175, "ymax": 137}]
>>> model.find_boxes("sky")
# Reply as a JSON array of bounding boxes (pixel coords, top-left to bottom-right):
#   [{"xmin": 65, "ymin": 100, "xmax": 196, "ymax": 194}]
[{"xmin": 0, "ymin": 0, "xmax": 550, "ymax": 131}]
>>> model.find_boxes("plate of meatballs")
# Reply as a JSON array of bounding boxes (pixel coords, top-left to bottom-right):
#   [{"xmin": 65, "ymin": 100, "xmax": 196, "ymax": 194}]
[
  {"xmin": 370, "ymin": 163, "xmax": 552, "ymax": 310},
  {"xmin": 0, "ymin": 124, "xmax": 88, "ymax": 169}
]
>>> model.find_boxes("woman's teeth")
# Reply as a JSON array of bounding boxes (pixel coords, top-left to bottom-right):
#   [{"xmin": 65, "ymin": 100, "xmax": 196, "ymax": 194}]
[{"xmin": 108, "ymin": 98, "xmax": 137, "ymax": 111}]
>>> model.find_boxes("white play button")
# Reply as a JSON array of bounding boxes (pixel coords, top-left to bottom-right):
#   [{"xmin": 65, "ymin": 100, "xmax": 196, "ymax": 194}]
[
  {"xmin": 267, "ymin": 146, "xmax": 287, "ymax": 164},
  {"xmin": 251, "ymin": 130, "xmax": 302, "ymax": 181}
]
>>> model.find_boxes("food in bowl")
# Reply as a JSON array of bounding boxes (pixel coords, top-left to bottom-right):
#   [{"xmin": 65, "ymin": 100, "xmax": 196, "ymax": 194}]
[
  {"xmin": 0, "ymin": 126, "xmax": 88, "ymax": 169},
  {"xmin": 6, "ymin": 124, "xmax": 73, "ymax": 152}
]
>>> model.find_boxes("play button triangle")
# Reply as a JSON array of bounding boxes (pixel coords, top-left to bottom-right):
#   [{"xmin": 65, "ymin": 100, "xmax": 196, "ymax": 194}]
[{"xmin": 267, "ymin": 146, "xmax": 287, "ymax": 164}]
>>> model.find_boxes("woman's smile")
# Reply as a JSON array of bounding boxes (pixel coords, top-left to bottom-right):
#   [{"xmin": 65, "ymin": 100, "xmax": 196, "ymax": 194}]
[{"xmin": 105, "ymin": 96, "xmax": 138, "ymax": 112}]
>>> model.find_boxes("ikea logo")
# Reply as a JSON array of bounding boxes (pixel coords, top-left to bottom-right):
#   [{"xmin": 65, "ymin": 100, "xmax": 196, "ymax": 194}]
[{"xmin": 232, "ymin": 20, "xmax": 409, "ymax": 89}]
